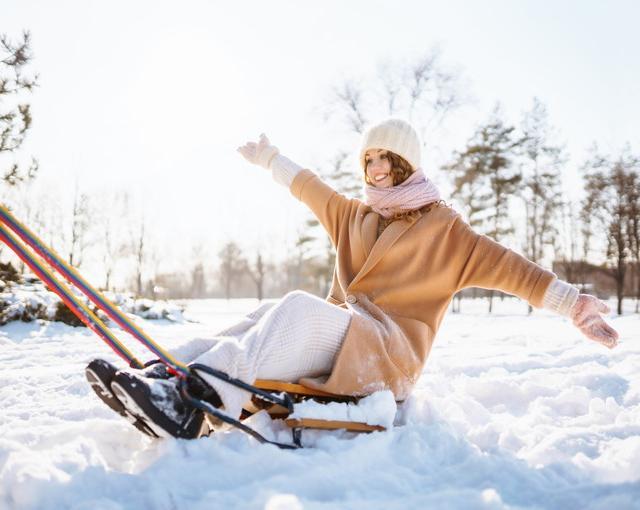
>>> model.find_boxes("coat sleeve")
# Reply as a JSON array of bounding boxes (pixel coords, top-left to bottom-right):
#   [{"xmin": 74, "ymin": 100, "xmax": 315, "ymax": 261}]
[
  {"xmin": 289, "ymin": 169, "xmax": 358, "ymax": 247},
  {"xmin": 451, "ymin": 213, "xmax": 555, "ymax": 308}
]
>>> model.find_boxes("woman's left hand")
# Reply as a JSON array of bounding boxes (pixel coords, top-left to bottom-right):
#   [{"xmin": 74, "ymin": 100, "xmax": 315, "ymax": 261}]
[{"xmin": 570, "ymin": 294, "xmax": 619, "ymax": 349}]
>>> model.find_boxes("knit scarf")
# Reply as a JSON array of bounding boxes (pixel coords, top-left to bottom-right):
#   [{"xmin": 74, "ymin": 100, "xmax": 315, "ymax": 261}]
[{"xmin": 363, "ymin": 168, "xmax": 441, "ymax": 219}]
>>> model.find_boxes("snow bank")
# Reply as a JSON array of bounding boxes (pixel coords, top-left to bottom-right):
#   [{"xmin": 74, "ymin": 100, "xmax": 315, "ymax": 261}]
[
  {"xmin": 0, "ymin": 281, "xmax": 58, "ymax": 325},
  {"xmin": 0, "ymin": 298, "xmax": 639, "ymax": 509},
  {"xmin": 0, "ymin": 281, "xmax": 187, "ymax": 329}
]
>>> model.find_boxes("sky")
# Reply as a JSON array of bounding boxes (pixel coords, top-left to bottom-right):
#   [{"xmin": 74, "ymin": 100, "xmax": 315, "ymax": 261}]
[{"xmin": 3, "ymin": 0, "xmax": 640, "ymax": 281}]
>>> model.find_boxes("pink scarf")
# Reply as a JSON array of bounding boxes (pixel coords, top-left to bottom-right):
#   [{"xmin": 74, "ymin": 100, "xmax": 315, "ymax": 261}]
[{"xmin": 363, "ymin": 168, "xmax": 441, "ymax": 219}]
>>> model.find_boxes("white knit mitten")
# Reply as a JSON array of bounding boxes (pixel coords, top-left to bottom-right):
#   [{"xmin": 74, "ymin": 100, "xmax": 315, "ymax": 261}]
[
  {"xmin": 237, "ymin": 134, "xmax": 303, "ymax": 187},
  {"xmin": 237, "ymin": 133, "xmax": 279, "ymax": 169}
]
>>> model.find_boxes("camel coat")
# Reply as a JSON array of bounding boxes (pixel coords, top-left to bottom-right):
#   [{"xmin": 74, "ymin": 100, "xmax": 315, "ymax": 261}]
[{"xmin": 292, "ymin": 170, "xmax": 556, "ymax": 400}]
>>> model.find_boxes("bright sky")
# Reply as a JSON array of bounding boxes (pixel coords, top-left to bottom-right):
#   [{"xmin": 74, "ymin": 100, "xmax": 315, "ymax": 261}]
[{"xmin": 4, "ymin": 0, "xmax": 640, "ymax": 278}]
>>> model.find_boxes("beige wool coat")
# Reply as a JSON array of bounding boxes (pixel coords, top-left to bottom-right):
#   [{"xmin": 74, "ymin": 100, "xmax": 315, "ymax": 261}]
[{"xmin": 292, "ymin": 170, "xmax": 556, "ymax": 400}]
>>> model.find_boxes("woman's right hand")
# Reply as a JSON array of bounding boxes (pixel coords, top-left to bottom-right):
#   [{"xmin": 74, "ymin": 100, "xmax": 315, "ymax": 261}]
[{"xmin": 237, "ymin": 133, "xmax": 279, "ymax": 170}]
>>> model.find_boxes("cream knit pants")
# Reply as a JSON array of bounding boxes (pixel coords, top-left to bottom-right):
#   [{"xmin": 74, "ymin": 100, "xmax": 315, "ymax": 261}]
[{"xmin": 168, "ymin": 290, "xmax": 351, "ymax": 418}]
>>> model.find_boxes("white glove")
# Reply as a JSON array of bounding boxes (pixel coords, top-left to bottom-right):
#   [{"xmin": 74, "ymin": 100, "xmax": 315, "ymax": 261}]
[
  {"xmin": 237, "ymin": 133, "xmax": 279, "ymax": 169},
  {"xmin": 570, "ymin": 294, "xmax": 619, "ymax": 349}
]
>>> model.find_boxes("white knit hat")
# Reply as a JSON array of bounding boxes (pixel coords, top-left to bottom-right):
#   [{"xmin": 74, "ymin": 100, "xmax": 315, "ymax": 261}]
[{"xmin": 359, "ymin": 118, "xmax": 421, "ymax": 171}]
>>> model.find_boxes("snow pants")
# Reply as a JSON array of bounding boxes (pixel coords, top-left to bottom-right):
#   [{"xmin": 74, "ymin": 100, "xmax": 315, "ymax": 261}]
[{"xmin": 169, "ymin": 290, "xmax": 352, "ymax": 418}]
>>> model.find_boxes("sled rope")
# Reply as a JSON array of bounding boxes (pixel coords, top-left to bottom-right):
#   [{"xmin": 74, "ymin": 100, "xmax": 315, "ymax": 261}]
[{"xmin": 0, "ymin": 205, "xmax": 189, "ymax": 377}]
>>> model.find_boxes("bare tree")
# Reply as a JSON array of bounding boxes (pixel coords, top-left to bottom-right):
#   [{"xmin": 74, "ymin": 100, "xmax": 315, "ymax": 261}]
[
  {"xmin": 520, "ymin": 98, "xmax": 566, "ymax": 266},
  {"xmin": 323, "ymin": 48, "xmax": 465, "ymax": 197},
  {"xmin": 556, "ymin": 200, "xmax": 584, "ymax": 286},
  {"xmin": 218, "ymin": 241, "xmax": 247, "ymax": 300},
  {"xmin": 190, "ymin": 262, "xmax": 206, "ymax": 298},
  {"xmin": 519, "ymin": 98, "xmax": 566, "ymax": 312},
  {"xmin": 68, "ymin": 185, "xmax": 91, "ymax": 268},
  {"xmin": 246, "ymin": 252, "xmax": 267, "ymax": 301},
  {"xmin": 100, "ymin": 191, "xmax": 130, "ymax": 291},
  {"xmin": 189, "ymin": 243, "xmax": 207, "ymax": 298},
  {"xmin": 582, "ymin": 145, "xmax": 639, "ymax": 314},
  {"xmin": 625, "ymin": 167, "xmax": 640, "ymax": 312},
  {"xmin": 294, "ymin": 49, "xmax": 466, "ymax": 300},
  {"xmin": 134, "ymin": 217, "xmax": 146, "ymax": 297}
]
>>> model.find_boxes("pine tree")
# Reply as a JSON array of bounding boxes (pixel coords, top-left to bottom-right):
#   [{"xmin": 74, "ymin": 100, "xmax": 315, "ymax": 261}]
[
  {"xmin": 1, "ymin": 31, "xmax": 38, "ymax": 191},
  {"xmin": 445, "ymin": 106, "xmax": 525, "ymax": 312}
]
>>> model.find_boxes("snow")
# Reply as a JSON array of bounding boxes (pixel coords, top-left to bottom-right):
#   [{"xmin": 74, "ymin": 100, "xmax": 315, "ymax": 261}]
[
  {"xmin": 290, "ymin": 390, "xmax": 397, "ymax": 429},
  {"xmin": 1, "ymin": 297, "xmax": 639, "ymax": 509}
]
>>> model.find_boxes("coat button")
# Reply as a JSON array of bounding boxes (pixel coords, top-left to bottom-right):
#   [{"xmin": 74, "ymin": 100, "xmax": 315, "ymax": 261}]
[{"xmin": 346, "ymin": 294, "xmax": 357, "ymax": 304}]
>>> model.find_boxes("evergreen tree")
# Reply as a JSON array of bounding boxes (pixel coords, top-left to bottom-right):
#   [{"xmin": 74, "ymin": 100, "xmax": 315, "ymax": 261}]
[
  {"xmin": 445, "ymin": 106, "xmax": 525, "ymax": 312},
  {"xmin": 1, "ymin": 31, "xmax": 38, "ymax": 191}
]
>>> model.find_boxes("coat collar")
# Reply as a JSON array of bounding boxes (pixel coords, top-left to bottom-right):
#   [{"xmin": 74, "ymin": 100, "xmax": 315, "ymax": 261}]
[{"xmin": 351, "ymin": 208, "xmax": 423, "ymax": 288}]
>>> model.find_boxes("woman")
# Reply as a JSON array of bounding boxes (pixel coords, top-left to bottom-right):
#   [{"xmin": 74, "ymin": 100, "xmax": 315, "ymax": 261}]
[{"xmin": 87, "ymin": 119, "xmax": 618, "ymax": 439}]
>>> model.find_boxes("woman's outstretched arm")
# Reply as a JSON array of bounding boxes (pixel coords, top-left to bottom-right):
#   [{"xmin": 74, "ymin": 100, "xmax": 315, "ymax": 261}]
[
  {"xmin": 237, "ymin": 134, "xmax": 357, "ymax": 247},
  {"xmin": 452, "ymin": 214, "xmax": 619, "ymax": 349}
]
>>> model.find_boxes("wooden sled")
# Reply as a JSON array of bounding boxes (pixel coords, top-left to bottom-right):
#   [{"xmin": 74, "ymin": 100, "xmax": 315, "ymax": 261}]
[
  {"xmin": 184, "ymin": 365, "xmax": 387, "ymax": 448},
  {"xmin": 243, "ymin": 379, "xmax": 386, "ymax": 435}
]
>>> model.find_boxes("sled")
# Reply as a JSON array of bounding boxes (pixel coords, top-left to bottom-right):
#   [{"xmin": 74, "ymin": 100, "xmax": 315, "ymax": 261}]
[
  {"xmin": 182, "ymin": 365, "xmax": 387, "ymax": 447},
  {"xmin": 251, "ymin": 379, "xmax": 386, "ymax": 434},
  {"xmin": 0, "ymin": 205, "xmax": 387, "ymax": 449}
]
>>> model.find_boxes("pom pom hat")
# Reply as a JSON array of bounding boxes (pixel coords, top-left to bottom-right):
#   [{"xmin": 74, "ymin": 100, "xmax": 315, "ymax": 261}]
[{"xmin": 359, "ymin": 118, "xmax": 422, "ymax": 172}]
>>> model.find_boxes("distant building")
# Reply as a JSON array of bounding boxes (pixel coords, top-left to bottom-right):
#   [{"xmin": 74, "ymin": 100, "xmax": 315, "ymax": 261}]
[{"xmin": 552, "ymin": 260, "xmax": 638, "ymax": 299}]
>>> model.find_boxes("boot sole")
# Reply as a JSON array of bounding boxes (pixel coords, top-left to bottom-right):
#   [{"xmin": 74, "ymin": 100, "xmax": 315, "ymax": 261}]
[
  {"xmin": 85, "ymin": 362, "xmax": 159, "ymax": 438},
  {"xmin": 111, "ymin": 373, "xmax": 207, "ymax": 439}
]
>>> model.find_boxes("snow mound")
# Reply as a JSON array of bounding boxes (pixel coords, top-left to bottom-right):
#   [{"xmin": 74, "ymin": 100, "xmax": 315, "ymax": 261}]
[
  {"xmin": 0, "ymin": 281, "xmax": 58, "ymax": 325},
  {"xmin": 290, "ymin": 390, "xmax": 397, "ymax": 428},
  {"xmin": 0, "ymin": 282, "xmax": 187, "ymax": 326}
]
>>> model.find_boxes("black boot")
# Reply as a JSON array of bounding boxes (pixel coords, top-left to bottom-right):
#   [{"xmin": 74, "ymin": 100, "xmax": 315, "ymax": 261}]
[
  {"xmin": 110, "ymin": 370, "xmax": 210, "ymax": 439},
  {"xmin": 85, "ymin": 358, "xmax": 159, "ymax": 437}
]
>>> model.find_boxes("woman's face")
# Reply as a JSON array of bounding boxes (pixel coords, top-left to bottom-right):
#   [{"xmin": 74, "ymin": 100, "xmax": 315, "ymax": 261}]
[{"xmin": 364, "ymin": 148, "xmax": 393, "ymax": 188}]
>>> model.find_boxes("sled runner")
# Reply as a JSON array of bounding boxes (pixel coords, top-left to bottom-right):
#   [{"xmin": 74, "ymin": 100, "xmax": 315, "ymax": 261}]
[{"xmin": 0, "ymin": 205, "xmax": 387, "ymax": 448}]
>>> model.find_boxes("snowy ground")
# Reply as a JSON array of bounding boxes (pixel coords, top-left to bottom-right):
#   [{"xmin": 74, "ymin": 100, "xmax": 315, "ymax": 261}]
[{"xmin": 0, "ymin": 297, "xmax": 639, "ymax": 510}]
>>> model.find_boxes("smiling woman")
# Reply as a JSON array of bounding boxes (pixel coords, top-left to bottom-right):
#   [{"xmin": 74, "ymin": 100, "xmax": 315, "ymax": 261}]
[{"xmin": 86, "ymin": 117, "xmax": 618, "ymax": 440}]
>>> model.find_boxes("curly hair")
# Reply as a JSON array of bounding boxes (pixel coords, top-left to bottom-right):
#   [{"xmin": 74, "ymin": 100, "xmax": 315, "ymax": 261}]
[{"xmin": 363, "ymin": 150, "xmax": 415, "ymax": 187}]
